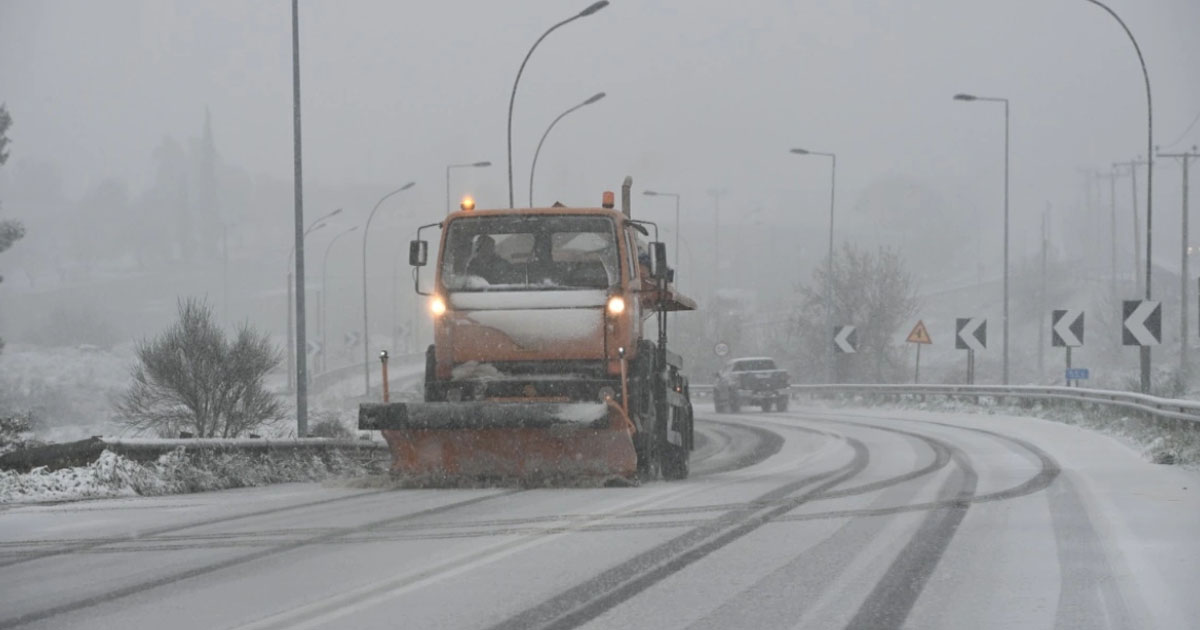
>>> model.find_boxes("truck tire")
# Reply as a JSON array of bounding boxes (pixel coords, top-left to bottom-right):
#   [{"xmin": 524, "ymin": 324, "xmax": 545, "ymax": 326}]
[
  {"xmin": 729, "ymin": 395, "xmax": 741, "ymax": 413},
  {"xmin": 661, "ymin": 441, "xmax": 689, "ymax": 480},
  {"xmin": 776, "ymin": 395, "xmax": 789, "ymax": 412},
  {"xmin": 760, "ymin": 401, "xmax": 772, "ymax": 412},
  {"xmin": 660, "ymin": 404, "xmax": 690, "ymax": 480}
]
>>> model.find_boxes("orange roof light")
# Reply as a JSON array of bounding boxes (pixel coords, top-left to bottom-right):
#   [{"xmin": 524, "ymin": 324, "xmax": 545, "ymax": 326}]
[
  {"xmin": 601, "ymin": 191, "xmax": 615, "ymax": 209},
  {"xmin": 460, "ymin": 195, "xmax": 475, "ymax": 211}
]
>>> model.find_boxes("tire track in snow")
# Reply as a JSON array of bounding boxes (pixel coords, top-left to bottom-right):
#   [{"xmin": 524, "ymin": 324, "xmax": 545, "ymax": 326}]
[
  {"xmin": 0, "ymin": 489, "xmax": 392, "ymax": 569},
  {"xmin": 484, "ymin": 430, "xmax": 871, "ymax": 630},
  {"xmin": 0, "ymin": 489, "xmax": 522, "ymax": 630},
  {"xmin": 843, "ymin": 441, "xmax": 978, "ymax": 629}
]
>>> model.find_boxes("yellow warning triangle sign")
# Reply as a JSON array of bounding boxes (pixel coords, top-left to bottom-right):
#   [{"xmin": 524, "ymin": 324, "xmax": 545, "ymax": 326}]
[{"xmin": 907, "ymin": 320, "xmax": 932, "ymax": 344}]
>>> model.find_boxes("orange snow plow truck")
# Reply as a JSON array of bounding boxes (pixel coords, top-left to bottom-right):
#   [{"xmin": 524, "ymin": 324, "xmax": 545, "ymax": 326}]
[{"xmin": 359, "ymin": 179, "xmax": 697, "ymax": 484}]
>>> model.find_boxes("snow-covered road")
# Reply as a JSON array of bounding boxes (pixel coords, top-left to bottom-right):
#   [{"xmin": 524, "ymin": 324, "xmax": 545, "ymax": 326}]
[{"xmin": 1, "ymin": 405, "xmax": 1197, "ymax": 629}]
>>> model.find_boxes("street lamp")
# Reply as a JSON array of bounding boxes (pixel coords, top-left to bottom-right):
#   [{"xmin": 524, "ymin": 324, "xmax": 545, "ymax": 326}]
[
  {"xmin": 953, "ymin": 93, "xmax": 1010, "ymax": 385},
  {"xmin": 286, "ymin": 208, "xmax": 342, "ymax": 392},
  {"xmin": 286, "ymin": 221, "xmax": 325, "ymax": 393},
  {"xmin": 790, "ymin": 148, "xmax": 837, "ymax": 383},
  {"xmin": 320, "ymin": 225, "xmax": 357, "ymax": 373},
  {"xmin": 530, "ymin": 92, "xmax": 606, "ymax": 207},
  {"xmin": 362, "ymin": 182, "xmax": 416, "ymax": 395},
  {"xmin": 506, "ymin": 0, "xmax": 609, "ymax": 207},
  {"xmin": 1080, "ymin": 0, "xmax": 1155, "ymax": 393},
  {"xmin": 642, "ymin": 190, "xmax": 680, "ymax": 270},
  {"xmin": 446, "ymin": 161, "xmax": 491, "ymax": 214}
]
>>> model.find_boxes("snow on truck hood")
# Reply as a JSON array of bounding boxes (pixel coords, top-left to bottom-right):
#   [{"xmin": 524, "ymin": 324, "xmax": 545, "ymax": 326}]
[
  {"xmin": 447, "ymin": 289, "xmax": 606, "ymax": 351},
  {"xmin": 448, "ymin": 289, "xmax": 608, "ymax": 310}
]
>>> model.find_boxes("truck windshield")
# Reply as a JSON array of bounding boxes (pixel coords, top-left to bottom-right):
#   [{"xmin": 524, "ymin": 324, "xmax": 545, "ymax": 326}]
[{"xmin": 440, "ymin": 214, "xmax": 621, "ymax": 291}]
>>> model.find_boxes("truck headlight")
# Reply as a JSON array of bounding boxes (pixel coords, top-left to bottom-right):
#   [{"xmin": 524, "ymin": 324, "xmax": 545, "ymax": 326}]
[
  {"xmin": 606, "ymin": 296, "xmax": 625, "ymax": 315},
  {"xmin": 430, "ymin": 296, "xmax": 447, "ymax": 316}
]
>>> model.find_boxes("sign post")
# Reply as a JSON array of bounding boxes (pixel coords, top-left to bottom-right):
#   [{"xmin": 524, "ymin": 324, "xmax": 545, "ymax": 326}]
[
  {"xmin": 832, "ymin": 325, "xmax": 857, "ymax": 384},
  {"xmin": 956, "ymin": 317, "xmax": 987, "ymax": 384},
  {"xmin": 906, "ymin": 320, "xmax": 933, "ymax": 383},
  {"xmin": 1052, "ymin": 309, "xmax": 1084, "ymax": 386}
]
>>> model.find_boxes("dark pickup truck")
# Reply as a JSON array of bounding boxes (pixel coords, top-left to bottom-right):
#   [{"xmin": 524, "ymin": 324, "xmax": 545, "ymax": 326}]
[{"xmin": 713, "ymin": 357, "xmax": 790, "ymax": 413}]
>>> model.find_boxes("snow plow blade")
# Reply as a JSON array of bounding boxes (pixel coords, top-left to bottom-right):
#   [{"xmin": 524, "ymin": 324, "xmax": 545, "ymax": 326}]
[{"xmin": 359, "ymin": 400, "xmax": 637, "ymax": 483}]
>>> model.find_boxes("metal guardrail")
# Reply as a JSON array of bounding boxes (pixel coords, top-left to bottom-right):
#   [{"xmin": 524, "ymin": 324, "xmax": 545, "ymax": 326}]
[
  {"xmin": 310, "ymin": 352, "xmax": 425, "ymax": 394},
  {"xmin": 690, "ymin": 383, "xmax": 1200, "ymax": 427}
]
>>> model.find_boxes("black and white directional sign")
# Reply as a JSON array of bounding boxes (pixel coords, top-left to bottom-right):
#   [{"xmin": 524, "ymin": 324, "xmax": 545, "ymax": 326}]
[
  {"xmin": 833, "ymin": 325, "xmax": 857, "ymax": 354},
  {"xmin": 1051, "ymin": 309, "xmax": 1084, "ymax": 347},
  {"xmin": 306, "ymin": 340, "xmax": 322, "ymax": 356},
  {"xmin": 344, "ymin": 331, "xmax": 361, "ymax": 347},
  {"xmin": 955, "ymin": 317, "xmax": 987, "ymax": 351},
  {"xmin": 1122, "ymin": 300, "xmax": 1162, "ymax": 346}
]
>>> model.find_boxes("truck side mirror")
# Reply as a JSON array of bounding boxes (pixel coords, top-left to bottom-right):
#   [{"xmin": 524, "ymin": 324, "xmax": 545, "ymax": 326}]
[
  {"xmin": 651, "ymin": 242, "xmax": 668, "ymax": 280},
  {"xmin": 409, "ymin": 240, "xmax": 428, "ymax": 267}
]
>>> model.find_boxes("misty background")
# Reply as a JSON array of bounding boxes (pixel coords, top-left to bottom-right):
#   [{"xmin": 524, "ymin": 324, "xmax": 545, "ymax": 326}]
[{"xmin": 1, "ymin": 0, "xmax": 1199, "ymax": 427}]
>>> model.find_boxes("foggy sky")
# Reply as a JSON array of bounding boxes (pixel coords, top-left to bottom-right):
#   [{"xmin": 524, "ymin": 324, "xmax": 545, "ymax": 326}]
[{"xmin": 1, "ymin": 0, "xmax": 1198, "ymax": 302}]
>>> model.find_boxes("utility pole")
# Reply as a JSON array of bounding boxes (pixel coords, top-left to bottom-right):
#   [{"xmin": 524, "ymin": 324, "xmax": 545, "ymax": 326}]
[
  {"xmin": 1158, "ymin": 147, "xmax": 1199, "ymax": 371},
  {"xmin": 1039, "ymin": 207, "xmax": 1048, "ymax": 381},
  {"xmin": 1114, "ymin": 159, "xmax": 1149, "ymax": 292},
  {"xmin": 290, "ymin": 0, "xmax": 308, "ymax": 436},
  {"xmin": 222, "ymin": 225, "xmax": 230, "ymax": 325},
  {"xmin": 1093, "ymin": 169, "xmax": 1124, "ymax": 296},
  {"xmin": 707, "ymin": 188, "xmax": 725, "ymax": 305}
]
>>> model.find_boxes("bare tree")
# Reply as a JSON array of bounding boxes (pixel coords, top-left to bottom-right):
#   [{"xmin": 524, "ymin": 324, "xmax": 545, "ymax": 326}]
[
  {"xmin": 0, "ymin": 104, "xmax": 24, "ymax": 357},
  {"xmin": 118, "ymin": 298, "xmax": 283, "ymax": 437},
  {"xmin": 788, "ymin": 243, "xmax": 920, "ymax": 383}
]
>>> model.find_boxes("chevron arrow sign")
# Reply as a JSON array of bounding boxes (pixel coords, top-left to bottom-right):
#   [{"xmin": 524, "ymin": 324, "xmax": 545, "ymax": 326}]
[
  {"xmin": 1051, "ymin": 309, "xmax": 1084, "ymax": 347},
  {"xmin": 1122, "ymin": 300, "xmax": 1161, "ymax": 346}
]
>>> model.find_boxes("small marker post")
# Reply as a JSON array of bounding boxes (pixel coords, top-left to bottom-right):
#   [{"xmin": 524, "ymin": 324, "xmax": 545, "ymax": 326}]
[
  {"xmin": 379, "ymin": 350, "xmax": 390, "ymax": 402},
  {"xmin": 1070, "ymin": 343, "xmax": 1080, "ymax": 388}
]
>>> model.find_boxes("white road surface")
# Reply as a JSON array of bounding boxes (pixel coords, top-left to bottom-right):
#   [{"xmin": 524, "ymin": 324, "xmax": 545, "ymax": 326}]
[{"xmin": 1, "ymin": 405, "xmax": 1197, "ymax": 629}]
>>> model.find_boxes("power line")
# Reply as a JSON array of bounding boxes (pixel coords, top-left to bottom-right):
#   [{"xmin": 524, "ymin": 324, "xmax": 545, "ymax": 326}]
[{"xmin": 1161, "ymin": 108, "xmax": 1200, "ymax": 149}]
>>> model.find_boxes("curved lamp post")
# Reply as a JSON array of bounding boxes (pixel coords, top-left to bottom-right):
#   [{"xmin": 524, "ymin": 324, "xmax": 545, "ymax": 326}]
[
  {"xmin": 790, "ymin": 148, "xmax": 837, "ymax": 383},
  {"xmin": 286, "ymin": 208, "xmax": 341, "ymax": 393},
  {"xmin": 1080, "ymin": 0, "xmax": 1154, "ymax": 393},
  {"xmin": 320, "ymin": 225, "xmax": 357, "ymax": 373},
  {"xmin": 446, "ymin": 161, "xmax": 491, "ymax": 214},
  {"xmin": 506, "ymin": 0, "xmax": 609, "ymax": 207},
  {"xmin": 529, "ymin": 92, "xmax": 606, "ymax": 207},
  {"xmin": 953, "ymin": 93, "xmax": 1010, "ymax": 385},
  {"xmin": 361, "ymin": 182, "xmax": 415, "ymax": 395},
  {"xmin": 642, "ymin": 190, "xmax": 680, "ymax": 269}
]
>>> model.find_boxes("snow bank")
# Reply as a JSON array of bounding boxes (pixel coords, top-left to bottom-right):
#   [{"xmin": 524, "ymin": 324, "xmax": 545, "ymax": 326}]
[
  {"xmin": 0, "ymin": 446, "xmax": 387, "ymax": 504},
  {"xmin": 820, "ymin": 394, "xmax": 1200, "ymax": 469}
]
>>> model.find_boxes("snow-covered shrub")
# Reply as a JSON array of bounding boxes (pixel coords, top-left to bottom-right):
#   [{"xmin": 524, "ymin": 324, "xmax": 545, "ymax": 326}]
[
  {"xmin": 0, "ymin": 412, "xmax": 40, "ymax": 455},
  {"xmin": 117, "ymin": 298, "xmax": 283, "ymax": 438},
  {"xmin": 0, "ymin": 445, "xmax": 386, "ymax": 504}
]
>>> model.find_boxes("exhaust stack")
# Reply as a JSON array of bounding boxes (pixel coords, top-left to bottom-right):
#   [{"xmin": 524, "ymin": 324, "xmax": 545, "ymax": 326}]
[{"xmin": 621, "ymin": 176, "xmax": 632, "ymax": 218}]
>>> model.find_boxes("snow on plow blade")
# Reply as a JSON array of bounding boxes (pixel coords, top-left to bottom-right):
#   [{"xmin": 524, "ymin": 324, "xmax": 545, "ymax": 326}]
[{"xmin": 359, "ymin": 401, "xmax": 637, "ymax": 483}]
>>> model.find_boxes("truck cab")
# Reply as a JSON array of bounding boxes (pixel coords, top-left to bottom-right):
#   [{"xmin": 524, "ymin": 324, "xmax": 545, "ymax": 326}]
[{"xmin": 415, "ymin": 206, "xmax": 656, "ymax": 403}]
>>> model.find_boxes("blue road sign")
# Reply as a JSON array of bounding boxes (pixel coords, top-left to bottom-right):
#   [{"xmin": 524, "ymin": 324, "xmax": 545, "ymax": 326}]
[{"xmin": 1065, "ymin": 368, "xmax": 1089, "ymax": 381}]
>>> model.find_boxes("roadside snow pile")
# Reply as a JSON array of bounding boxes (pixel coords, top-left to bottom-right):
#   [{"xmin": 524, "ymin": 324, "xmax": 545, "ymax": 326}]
[
  {"xmin": 0, "ymin": 446, "xmax": 385, "ymax": 504},
  {"xmin": 826, "ymin": 395, "xmax": 1200, "ymax": 468}
]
